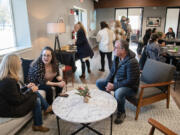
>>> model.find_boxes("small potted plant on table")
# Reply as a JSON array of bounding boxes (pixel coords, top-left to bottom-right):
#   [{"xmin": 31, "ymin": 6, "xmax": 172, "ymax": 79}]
[{"xmin": 76, "ymin": 86, "xmax": 91, "ymax": 103}]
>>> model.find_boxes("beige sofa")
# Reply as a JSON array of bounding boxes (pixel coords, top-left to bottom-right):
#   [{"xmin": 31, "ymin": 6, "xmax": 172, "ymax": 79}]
[{"xmin": 0, "ymin": 90, "xmax": 46, "ymax": 135}]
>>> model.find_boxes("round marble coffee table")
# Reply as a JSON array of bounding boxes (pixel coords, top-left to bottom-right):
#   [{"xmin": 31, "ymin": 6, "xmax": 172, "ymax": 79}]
[{"xmin": 52, "ymin": 89, "xmax": 117, "ymax": 135}]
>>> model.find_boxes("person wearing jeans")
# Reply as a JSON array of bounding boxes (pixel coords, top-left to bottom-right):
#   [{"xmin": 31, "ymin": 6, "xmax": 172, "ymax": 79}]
[
  {"xmin": 0, "ymin": 54, "xmax": 52, "ymax": 132},
  {"xmin": 33, "ymin": 92, "xmax": 51, "ymax": 130},
  {"xmin": 96, "ymin": 79, "xmax": 136, "ymax": 114},
  {"xmin": 96, "ymin": 40, "xmax": 140, "ymax": 124}
]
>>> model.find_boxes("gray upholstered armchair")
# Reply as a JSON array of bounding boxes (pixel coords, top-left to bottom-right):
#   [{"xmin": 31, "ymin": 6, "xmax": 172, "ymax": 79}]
[{"xmin": 127, "ymin": 59, "xmax": 176, "ymax": 120}]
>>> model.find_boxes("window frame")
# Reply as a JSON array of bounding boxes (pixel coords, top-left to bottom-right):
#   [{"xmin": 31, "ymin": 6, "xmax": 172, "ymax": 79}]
[{"xmin": 0, "ymin": 0, "xmax": 32, "ymax": 56}]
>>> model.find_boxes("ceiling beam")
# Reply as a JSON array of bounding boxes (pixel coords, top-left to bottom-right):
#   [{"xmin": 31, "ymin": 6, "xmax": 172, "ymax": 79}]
[{"xmin": 94, "ymin": 0, "xmax": 180, "ymax": 8}]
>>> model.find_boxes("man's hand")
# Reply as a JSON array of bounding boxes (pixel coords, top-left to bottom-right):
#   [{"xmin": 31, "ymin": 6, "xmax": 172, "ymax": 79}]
[{"xmin": 105, "ymin": 82, "xmax": 114, "ymax": 92}]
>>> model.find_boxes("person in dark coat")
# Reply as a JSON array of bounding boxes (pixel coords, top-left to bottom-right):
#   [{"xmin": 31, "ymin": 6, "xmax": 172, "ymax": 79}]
[
  {"xmin": 74, "ymin": 22, "xmax": 94, "ymax": 78},
  {"xmin": 152, "ymin": 28, "xmax": 157, "ymax": 34},
  {"xmin": 96, "ymin": 40, "xmax": 140, "ymax": 124},
  {"xmin": 143, "ymin": 28, "xmax": 152, "ymax": 46},
  {"xmin": 0, "ymin": 54, "xmax": 52, "ymax": 132},
  {"xmin": 28, "ymin": 46, "xmax": 65, "ymax": 105}
]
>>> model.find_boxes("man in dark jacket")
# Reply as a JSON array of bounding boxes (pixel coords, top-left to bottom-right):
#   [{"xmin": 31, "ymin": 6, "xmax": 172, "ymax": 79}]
[{"xmin": 96, "ymin": 40, "xmax": 140, "ymax": 124}]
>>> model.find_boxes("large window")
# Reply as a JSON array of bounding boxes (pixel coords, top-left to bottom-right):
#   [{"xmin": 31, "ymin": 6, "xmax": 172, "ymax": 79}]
[
  {"xmin": 165, "ymin": 8, "xmax": 180, "ymax": 37},
  {"xmin": 0, "ymin": 0, "xmax": 15, "ymax": 50},
  {"xmin": 0, "ymin": 0, "xmax": 31, "ymax": 55},
  {"xmin": 128, "ymin": 8, "xmax": 142, "ymax": 34},
  {"xmin": 73, "ymin": 7, "xmax": 88, "ymax": 32},
  {"xmin": 115, "ymin": 8, "xmax": 143, "ymax": 37},
  {"xmin": 115, "ymin": 9, "xmax": 127, "ymax": 20}
]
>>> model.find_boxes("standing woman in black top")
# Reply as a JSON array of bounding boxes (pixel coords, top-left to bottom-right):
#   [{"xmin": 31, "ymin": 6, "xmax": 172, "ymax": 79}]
[
  {"xmin": 74, "ymin": 22, "xmax": 94, "ymax": 78},
  {"xmin": 0, "ymin": 54, "xmax": 51, "ymax": 132}
]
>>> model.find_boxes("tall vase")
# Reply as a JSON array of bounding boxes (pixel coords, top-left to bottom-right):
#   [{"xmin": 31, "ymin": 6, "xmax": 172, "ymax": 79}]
[{"xmin": 83, "ymin": 96, "xmax": 89, "ymax": 103}]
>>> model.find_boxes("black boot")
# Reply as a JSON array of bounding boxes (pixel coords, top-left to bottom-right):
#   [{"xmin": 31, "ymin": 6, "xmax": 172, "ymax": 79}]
[
  {"xmin": 99, "ymin": 68, "xmax": 105, "ymax": 72},
  {"xmin": 114, "ymin": 112, "xmax": 126, "ymax": 124},
  {"xmin": 88, "ymin": 69, "xmax": 91, "ymax": 73},
  {"xmin": 79, "ymin": 74, "xmax": 85, "ymax": 78}
]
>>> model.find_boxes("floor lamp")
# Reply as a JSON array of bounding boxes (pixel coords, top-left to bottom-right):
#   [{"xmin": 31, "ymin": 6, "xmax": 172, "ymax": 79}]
[{"xmin": 47, "ymin": 19, "xmax": 66, "ymax": 50}]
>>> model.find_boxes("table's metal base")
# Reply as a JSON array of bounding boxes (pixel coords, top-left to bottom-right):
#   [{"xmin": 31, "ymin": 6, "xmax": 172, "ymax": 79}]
[
  {"xmin": 71, "ymin": 123, "xmax": 103, "ymax": 135},
  {"xmin": 56, "ymin": 115, "xmax": 113, "ymax": 135}
]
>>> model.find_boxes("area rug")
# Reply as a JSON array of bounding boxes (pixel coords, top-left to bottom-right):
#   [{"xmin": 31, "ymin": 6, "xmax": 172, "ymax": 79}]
[{"xmin": 19, "ymin": 83, "xmax": 180, "ymax": 135}]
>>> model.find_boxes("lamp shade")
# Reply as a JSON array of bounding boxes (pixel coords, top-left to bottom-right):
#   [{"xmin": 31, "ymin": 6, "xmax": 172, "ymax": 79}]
[{"xmin": 47, "ymin": 22, "xmax": 66, "ymax": 34}]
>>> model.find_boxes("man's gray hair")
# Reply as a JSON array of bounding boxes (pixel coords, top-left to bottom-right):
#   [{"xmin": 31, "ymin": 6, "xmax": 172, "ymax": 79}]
[{"xmin": 116, "ymin": 39, "xmax": 129, "ymax": 52}]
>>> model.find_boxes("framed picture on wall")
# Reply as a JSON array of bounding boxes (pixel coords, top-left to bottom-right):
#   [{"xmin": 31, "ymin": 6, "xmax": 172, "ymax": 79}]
[{"xmin": 146, "ymin": 17, "xmax": 161, "ymax": 27}]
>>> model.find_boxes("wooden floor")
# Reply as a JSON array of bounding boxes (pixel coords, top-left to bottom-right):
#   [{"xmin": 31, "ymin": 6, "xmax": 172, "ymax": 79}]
[
  {"xmin": 70, "ymin": 43, "xmax": 180, "ymax": 109},
  {"xmin": 17, "ymin": 42, "xmax": 180, "ymax": 135}
]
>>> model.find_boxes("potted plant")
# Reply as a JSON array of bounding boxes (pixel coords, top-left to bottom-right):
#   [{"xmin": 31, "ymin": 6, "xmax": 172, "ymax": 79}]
[{"xmin": 76, "ymin": 86, "xmax": 91, "ymax": 103}]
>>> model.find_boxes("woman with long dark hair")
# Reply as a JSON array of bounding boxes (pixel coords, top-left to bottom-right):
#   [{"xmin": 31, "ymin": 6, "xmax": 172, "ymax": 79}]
[
  {"xmin": 143, "ymin": 28, "xmax": 152, "ymax": 46},
  {"xmin": 28, "ymin": 46, "xmax": 65, "ymax": 104},
  {"xmin": 74, "ymin": 22, "xmax": 94, "ymax": 78},
  {"xmin": 146, "ymin": 33, "xmax": 166, "ymax": 62}
]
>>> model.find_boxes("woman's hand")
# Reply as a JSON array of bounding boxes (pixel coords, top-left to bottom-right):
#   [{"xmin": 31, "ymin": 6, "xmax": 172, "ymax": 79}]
[
  {"xmin": 46, "ymin": 80, "xmax": 66, "ymax": 88},
  {"xmin": 56, "ymin": 81, "xmax": 66, "ymax": 88},
  {"xmin": 56, "ymin": 76, "xmax": 62, "ymax": 81},
  {"xmin": 27, "ymin": 83, "xmax": 36, "ymax": 88},
  {"xmin": 31, "ymin": 86, "xmax": 38, "ymax": 92}
]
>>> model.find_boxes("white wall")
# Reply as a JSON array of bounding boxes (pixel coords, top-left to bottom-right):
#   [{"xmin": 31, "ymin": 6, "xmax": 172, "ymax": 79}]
[
  {"xmin": 142, "ymin": 7, "xmax": 166, "ymax": 36},
  {"xmin": 96, "ymin": 8, "xmax": 114, "ymax": 31},
  {"xmin": 18, "ymin": 0, "xmax": 94, "ymax": 59}
]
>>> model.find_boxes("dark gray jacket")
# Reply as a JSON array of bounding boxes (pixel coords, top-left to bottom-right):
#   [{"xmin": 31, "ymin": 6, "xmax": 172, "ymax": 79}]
[{"xmin": 107, "ymin": 50, "xmax": 140, "ymax": 92}]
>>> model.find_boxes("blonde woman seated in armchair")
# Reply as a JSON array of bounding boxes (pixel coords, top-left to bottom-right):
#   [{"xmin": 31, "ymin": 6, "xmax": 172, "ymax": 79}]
[{"xmin": 0, "ymin": 54, "xmax": 52, "ymax": 132}]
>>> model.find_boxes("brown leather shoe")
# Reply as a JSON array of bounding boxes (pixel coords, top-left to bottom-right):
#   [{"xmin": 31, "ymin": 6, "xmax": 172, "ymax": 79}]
[
  {"xmin": 32, "ymin": 125, "xmax": 49, "ymax": 132},
  {"xmin": 44, "ymin": 105, "xmax": 52, "ymax": 115}
]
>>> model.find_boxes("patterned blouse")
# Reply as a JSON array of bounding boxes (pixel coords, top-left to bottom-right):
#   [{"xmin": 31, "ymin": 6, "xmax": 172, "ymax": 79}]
[
  {"xmin": 146, "ymin": 42, "xmax": 165, "ymax": 62},
  {"xmin": 28, "ymin": 59, "xmax": 59, "ymax": 85}
]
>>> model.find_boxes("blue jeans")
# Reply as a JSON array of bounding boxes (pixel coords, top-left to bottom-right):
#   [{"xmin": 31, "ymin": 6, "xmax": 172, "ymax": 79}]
[
  {"xmin": 96, "ymin": 79, "xmax": 136, "ymax": 113},
  {"xmin": 33, "ymin": 92, "xmax": 49, "ymax": 126}
]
